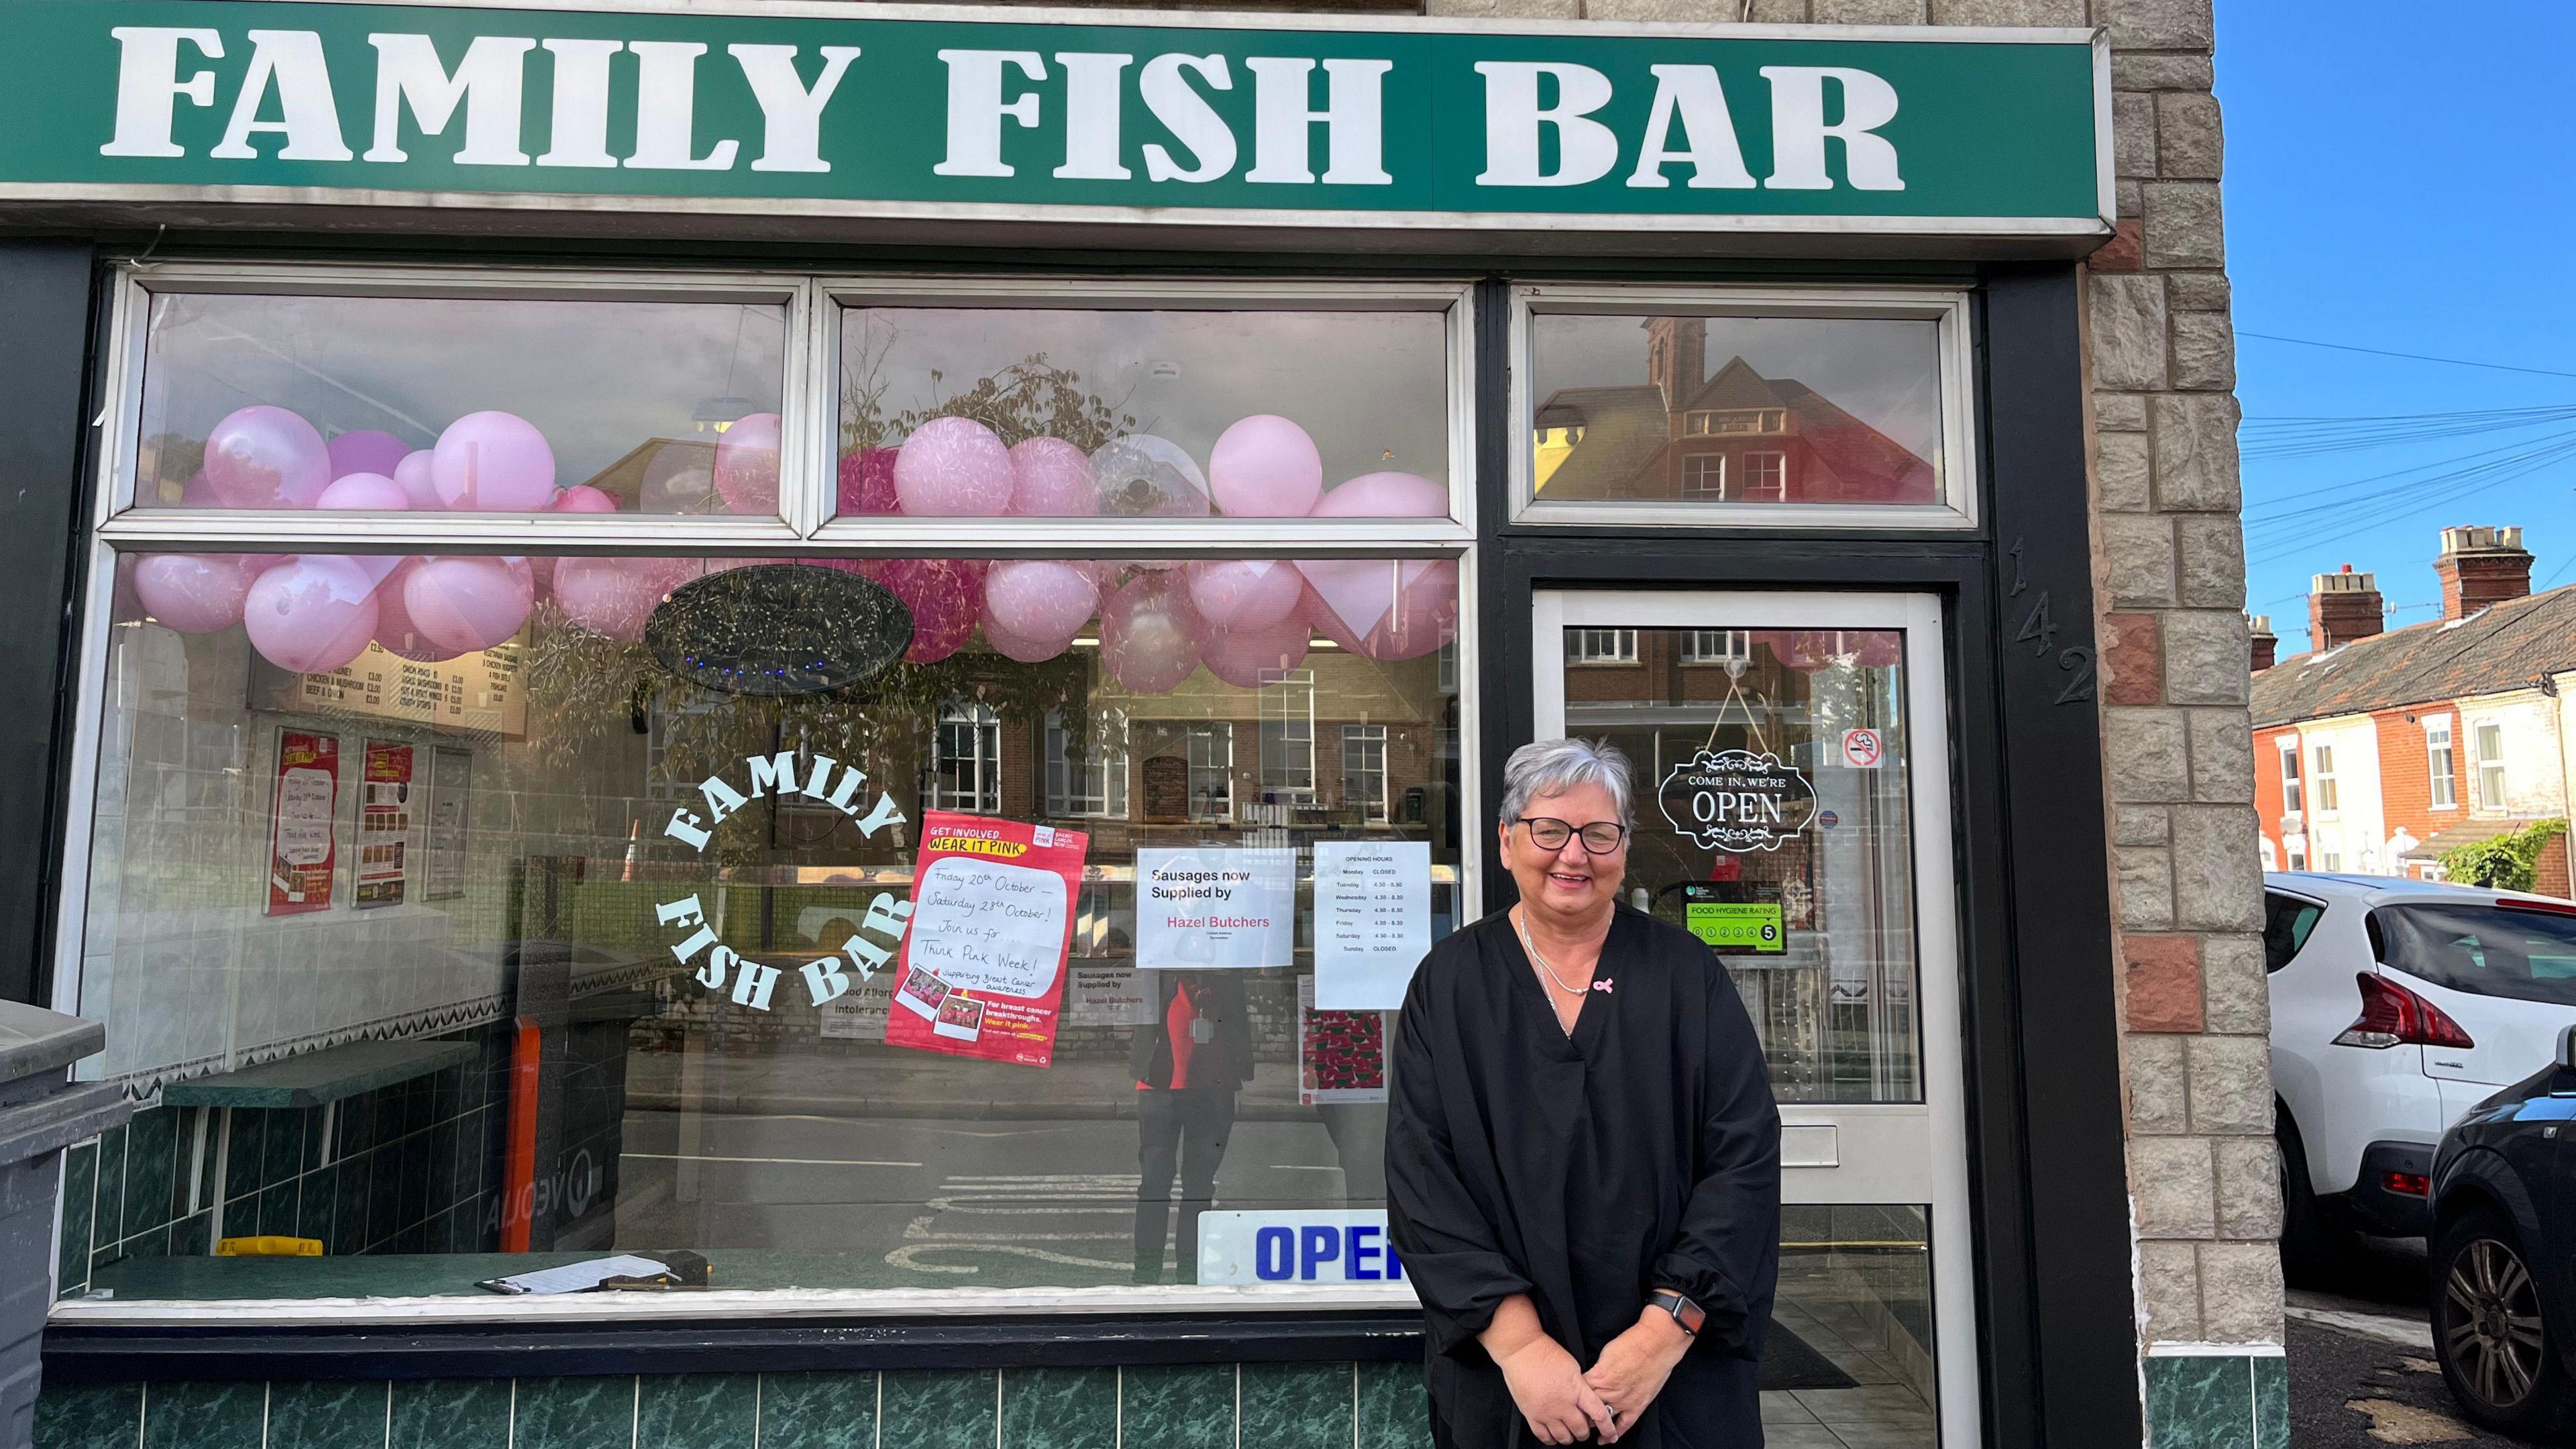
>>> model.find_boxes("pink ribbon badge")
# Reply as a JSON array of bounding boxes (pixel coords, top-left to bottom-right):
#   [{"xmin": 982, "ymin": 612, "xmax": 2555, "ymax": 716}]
[{"xmin": 1591, "ymin": 979, "xmax": 1614, "ymax": 994}]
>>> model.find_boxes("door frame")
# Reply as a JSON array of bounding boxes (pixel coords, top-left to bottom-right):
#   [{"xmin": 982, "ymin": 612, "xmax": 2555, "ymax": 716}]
[{"xmin": 1534, "ymin": 587, "xmax": 1977, "ymax": 1448}]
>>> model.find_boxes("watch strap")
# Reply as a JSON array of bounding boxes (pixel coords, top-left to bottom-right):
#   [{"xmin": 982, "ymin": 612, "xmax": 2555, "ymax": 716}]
[{"xmin": 1651, "ymin": 1289, "xmax": 1705, "ymax": 1336}]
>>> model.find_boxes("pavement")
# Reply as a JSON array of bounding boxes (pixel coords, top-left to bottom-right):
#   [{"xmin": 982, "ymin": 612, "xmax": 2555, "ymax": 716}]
[{"xmin": 2286, "ymin": 1237, "xmax": 2542, "ymax": 1447}]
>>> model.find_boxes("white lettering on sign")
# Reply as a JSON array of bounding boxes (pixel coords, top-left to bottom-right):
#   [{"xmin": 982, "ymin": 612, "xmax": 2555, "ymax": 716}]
[{"xmin": 93, "ymin": 28, "xmax": 1907, "ymax": 193}]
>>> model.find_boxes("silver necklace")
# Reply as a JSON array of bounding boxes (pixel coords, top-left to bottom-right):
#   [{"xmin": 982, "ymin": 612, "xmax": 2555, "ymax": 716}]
[{"xmin": 1513, "ymin": 908, "xmax": 1594, "ymax": 997}]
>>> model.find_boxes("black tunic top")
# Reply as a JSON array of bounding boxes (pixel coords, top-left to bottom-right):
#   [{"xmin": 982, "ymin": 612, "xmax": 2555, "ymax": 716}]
[{"xmin": 1386, "ymin": 907, "xmax": 1782, "ymax": 1448}]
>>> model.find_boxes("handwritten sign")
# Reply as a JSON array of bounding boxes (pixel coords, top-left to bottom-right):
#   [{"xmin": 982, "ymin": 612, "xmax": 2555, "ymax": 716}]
[
  {"xmin": 1313, "ymin": 840, "xmax": 1432, "ymax": 1010},
  {"xmin": 1136, "ymin": 847, "xmax": 1296, "ymax": 971},
  {"xmin": 885, "ymin": 812, "xmax": 1088, "ymax": 1067},
  {"xmin": 267, "ymin": 730, "xmax": 338, "ymax": 916}
]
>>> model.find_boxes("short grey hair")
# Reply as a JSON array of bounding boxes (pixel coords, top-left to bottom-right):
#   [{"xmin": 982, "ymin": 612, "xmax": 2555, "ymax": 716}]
[{"xmin": 1498, "ymin": 738, "xmax": 1635, "ymax": 828}]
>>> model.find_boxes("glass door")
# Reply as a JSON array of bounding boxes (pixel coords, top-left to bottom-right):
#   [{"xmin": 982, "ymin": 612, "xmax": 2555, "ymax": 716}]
[{"xmin": 1533, "ymin": 590, "xmax": 1973, "ymax": 1449}]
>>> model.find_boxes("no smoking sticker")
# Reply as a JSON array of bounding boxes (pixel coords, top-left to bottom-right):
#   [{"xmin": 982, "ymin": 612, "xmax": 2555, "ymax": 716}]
[{"xmin": 1841, "ymin": 729, "xmax": 1884, "ymax": 769}]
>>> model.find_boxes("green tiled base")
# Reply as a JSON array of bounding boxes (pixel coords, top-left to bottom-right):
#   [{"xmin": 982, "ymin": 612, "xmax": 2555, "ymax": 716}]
[
  {"xmin": 36, "ymin": 1364, "xmax": 1438, "ymax": 1449},
  {"xmin": 2145, "ymin": 1349, "xmax": 2289, "ymax": 1449}
]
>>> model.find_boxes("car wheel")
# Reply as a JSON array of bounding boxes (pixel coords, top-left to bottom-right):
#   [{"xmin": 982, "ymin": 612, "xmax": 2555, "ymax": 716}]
[
  {"xmin": 2432, "ymin": 1208, "xmax": 2576, "ymax": 1438},
  {"xmin": 2276, "ymin": 1118, "xmax": 2357, "ymax": 1286}
]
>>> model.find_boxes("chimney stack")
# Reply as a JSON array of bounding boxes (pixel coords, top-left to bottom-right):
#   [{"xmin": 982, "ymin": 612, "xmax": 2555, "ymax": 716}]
[
  {"xmin": 2249, "ymin": 614, "xmax": 2277, "ymax": 672},
  {"xmin": 2434, "ymin": 525, "xmax": 2534, "ymax": 621},
  {"xmin": 2310, "ymin": 566, "xmax": 2384, "ymax": 651}
]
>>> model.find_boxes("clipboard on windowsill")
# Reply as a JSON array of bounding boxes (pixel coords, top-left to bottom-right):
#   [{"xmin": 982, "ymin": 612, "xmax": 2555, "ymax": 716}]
[{"xmin": 474, "ymin": 1251, "xmax": 711, "ymax": 1295}]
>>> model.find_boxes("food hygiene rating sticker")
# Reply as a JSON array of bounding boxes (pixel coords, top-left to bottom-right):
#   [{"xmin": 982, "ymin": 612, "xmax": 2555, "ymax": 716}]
[{"xmin": 655, "ymin": 752, "xmax": 914, "ymax": 1012}]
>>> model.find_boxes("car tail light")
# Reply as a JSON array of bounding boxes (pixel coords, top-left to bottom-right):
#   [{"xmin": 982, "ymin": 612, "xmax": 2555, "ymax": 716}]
[
  {"xmin": 2383, "ymin": 1171, "xmax": 2432, "ymax": 1197},
  {"xmin": 2499, "ymin": 896, "xmax": 2576, "ymax": 917},
  {"xmin": 2333, "ymin": 973, "xmax": 2476, "ymax": 1050}
]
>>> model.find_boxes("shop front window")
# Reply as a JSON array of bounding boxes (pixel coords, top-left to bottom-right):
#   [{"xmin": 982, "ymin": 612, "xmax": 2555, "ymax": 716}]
[
  {"xmin": 66, "ymin": 267, "xmax": 1470, "ymax": 1311},
  {"xmin": 1518, "ymin": 290, "xmax": 1970, "ymax": 525}
]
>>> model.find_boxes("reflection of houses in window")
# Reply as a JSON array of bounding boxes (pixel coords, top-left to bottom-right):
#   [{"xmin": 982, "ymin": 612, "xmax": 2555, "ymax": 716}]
[
  {"xmin": 1533, "ymin": 317, "xmax": 1936, "ymax": 505},
  {"xmin": 1043, "ymin": 707, "xmax": 1128, "ymax": 818},
  {"xmin": 1680, "ymin": 630, "xmax": 1754, "ymax": 667},
  {"xmin": 1566, "ymin": 629, "xmax": 1639, "ymax": 664},
  {"xmin": 1343, "ymin": 725, "xmax": 1390, "ymax": 823},
  {"xmin": 930, "ymin": 702, "xmax": 1002, "ymax": 812},
  {"xmin": 1187, "ymin": 723, "xmax": 1234, "ymax": 822},
  {"xmin": 1260, "ymin": 670, "xmax": 1318, "ymax": 800}
]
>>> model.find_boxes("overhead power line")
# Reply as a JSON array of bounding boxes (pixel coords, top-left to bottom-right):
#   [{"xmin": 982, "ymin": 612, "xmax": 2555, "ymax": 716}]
[{"xmin": 2239, "ymin": 331, "xmax": 2576, "ymax": 381}]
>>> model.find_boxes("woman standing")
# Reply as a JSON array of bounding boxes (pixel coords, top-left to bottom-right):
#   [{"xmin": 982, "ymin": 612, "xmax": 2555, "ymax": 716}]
[{"xmin": 1388, "ymin": 739, "xmax": 1782, "ymax": 1446}]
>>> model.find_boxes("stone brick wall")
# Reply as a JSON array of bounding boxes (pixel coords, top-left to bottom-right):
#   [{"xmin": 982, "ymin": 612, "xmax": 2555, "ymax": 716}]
[{"xmin": 1422, "ymin": 0, "xmax": 2276, "ymax": 1415}]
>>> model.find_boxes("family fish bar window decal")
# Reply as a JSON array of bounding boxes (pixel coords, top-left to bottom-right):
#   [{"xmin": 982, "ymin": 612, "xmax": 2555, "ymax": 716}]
[
  {"xmin": 1659, "ymin": 747, "xmax": 1817, "ymax": 854},
  {"xmin": 653, "ymin": 752, "xmax": 1089, "ymax": 1068}
]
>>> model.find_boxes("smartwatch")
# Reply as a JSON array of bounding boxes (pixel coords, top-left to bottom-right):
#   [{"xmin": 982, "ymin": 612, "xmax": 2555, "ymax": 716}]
[{"xmin": 1650, "ymin": 1289, "xmax": 1705, "ymax": 1337}]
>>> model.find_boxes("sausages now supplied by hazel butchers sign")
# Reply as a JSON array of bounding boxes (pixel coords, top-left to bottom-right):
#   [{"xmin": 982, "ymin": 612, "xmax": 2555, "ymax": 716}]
[
  {"xmin": 1135, "ymin": 848, "xmax": 1296, "ymax": 971},
  {"xmin": 885, "ymin": 812, "xmax": 1089, "ymax": 1067}
]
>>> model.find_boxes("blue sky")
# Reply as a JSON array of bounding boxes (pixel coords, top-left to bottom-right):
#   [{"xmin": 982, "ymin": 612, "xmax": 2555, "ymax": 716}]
[{"xmin": 2217, "ymin": 3, "xmax": 2576, "ymax": 654}]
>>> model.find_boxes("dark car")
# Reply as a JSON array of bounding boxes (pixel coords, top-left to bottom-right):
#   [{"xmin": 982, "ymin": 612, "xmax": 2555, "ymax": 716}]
[{"xmin": 2428, "ymin": 1025, "xmax": 2576, "ymax": 1438}]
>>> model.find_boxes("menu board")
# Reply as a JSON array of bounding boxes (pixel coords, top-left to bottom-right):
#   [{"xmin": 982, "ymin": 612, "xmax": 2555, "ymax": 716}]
[
  {"xmin": 354, "ymin": 740, "xmax": 413, "ymax": 908},
  {"xmin": 266, "ymin": 730, "xmax": 339, "ymax": 916},
  {"xmin": 1312, "ymin": 840, "xmax": 1432, "ymax": 1010},
  {"xmin": 884, "ymin": 812, "xmax": 1089, "ymax": 1067},
  {"xmin": 256, "ymin": 639, "xmax": 528, "ymax": 739}
]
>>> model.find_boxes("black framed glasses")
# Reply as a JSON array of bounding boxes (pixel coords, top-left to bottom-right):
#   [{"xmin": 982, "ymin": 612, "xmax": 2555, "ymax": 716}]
[{"xmin": 1517, "ymin": 817, "xmax": 1629, "ymax": 854}]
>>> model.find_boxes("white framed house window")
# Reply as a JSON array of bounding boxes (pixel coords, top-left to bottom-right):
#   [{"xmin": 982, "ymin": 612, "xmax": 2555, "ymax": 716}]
[
  {"xmin": 1259, "ymin": 672, "xmax": 1318, "ymax": 800},
  {"xmin": 2424, "ymin": 716, "xmax": 2457, "ymax": 810},
  {"xmin": 930, "ymin": 703, "xmax": 1004, "ymax": 812},
  {"xmin": 1187, "ymin": 722, "xmax": 1237, "ymax": 822},
  {"xmin": 1680, "ymin": 630, "xmax": 1754, "ymax": 667},
  {"xmin": 1512, "ymin": 284, "xmax": 1976, "ymax": 529},
  {"xmin": 1566, "ymin": 629, "xmax": 1639, "ymax": 664},
  {"xmin": 1044, "ymin": 708, "xmax": 1129, "ymax": 819},
  {"xmin": 2476, "ymin": 722, "xmax": 2509, "ymax": 809},
  {"xmin": 2279, "ymin": 739, "xmax": 2304, "ymax": 817},
  {"xmin": 1342, "ymin": 724, "xmax": 1390, "ymax": 822},
  {"xmin": 2311, "ymin": 744, "xmax": 2340, "ymax": 814}
]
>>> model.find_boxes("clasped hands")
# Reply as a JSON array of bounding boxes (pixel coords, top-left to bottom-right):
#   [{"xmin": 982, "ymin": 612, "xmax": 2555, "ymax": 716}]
[{"xmin": 1484, "ymin": 1297, "xmax": 1693, "ymax": 1445}]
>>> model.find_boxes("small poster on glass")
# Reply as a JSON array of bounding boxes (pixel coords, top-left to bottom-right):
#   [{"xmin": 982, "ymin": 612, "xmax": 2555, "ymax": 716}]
[{"xmin": 266, "ymin": 729, "xmax": 339, "ymax": 916}]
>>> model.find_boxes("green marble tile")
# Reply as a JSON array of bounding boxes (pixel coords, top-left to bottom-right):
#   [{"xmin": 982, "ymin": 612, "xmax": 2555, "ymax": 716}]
[
  {"xmin": 882, "ymin": 1370, "xmax": 997, "ymax": 1449},
  {"xmin": 267, "ymin": 1381, "xmax": 390, "ymax": 1449},
  {"xmin": 93, "ymin": 1125, "xmax": 127, "ymax": 1250},
  {"xmin": 389, "ymin": 1379, "xmax": 511, "ymax": 1449},
  {"xmin": 33, "ymin": 1381, "xmax": 140, "ymax": 1449},
  {"xmin": 56, "ymin": 1143, "xmax": 95, "ymax": 1296},
  {"xmin": 171, "ymin": 1210, "xmax": 212, "ymax": 1258},
  {"xmin": 1241, "ymin": 1362, "xmax": 1352, "ymax": 1449},
  {"xmin": 122, "ymin": 1106, "xmax": 178, "ymax": 1238},
  {"xmin": 509, "ymin": 1377, "xmax": 634, "ymax": 1449},
  {"xmin": 266, "ymin": 1108, "xmax": 311, "ymax": 1186},
  {"xmin": 757, "ymin": 1372, "xmax": 878, "ymax": 1449},
  {"xmin": 2145, "ymin": 1354, "xmax": 2253, "ymax": 1449},
  {"xmin": 635, "ymin": 1375, "xmax": 755, "ymax": 1449},
  {"xmin": 303, "ymin": 1104, "xmax": 331, "ymax": 1171},
  {"xmin": 2253, "ymin": 1355, "xmax": 2288, "ymax": 1449},
  {"xmin": 220, "ymin": 1193, "xmax": 258, "ymax": 1242},
  {"xmin": 299, "ymin": 1166, "xmax": 340, "ymax": 1253},
  {"xmin": 1356, "ymin": 1360, "xmax": 1430, "ymax": 1449},
  {"xmin": 1116, "ymin": 1365, "xmax": 1234, "ymax": 1449},
  {"xmin": 141, "ymin": 1381, "xmax": 266, "ymax": 1449},
  {"xmin": 259, "ymin": 1180, "xmax": 301, "ymax": 1238},
  {"xmin": 1000, "ymin": 1366, "xmax": 1116, "ymax": 1449},
  {"xmin": 223, "ymin": 1112, "xmax": 268, "ymax": 1204}
]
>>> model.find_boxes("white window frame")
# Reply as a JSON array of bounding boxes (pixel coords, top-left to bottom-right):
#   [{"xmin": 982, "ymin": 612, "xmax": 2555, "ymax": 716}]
[
  {"xmin": 2278, "ymin": 739, "xmax": 2304, "ymax": 818},
  {"xmin": 1186, "ymin": 722, "xmax": 1236, "ymax": 822},
  {"xmin": 1677, "ymin": 453, "xmax": 1727, "ymax": 500},
  {"xmin": 1258, "ymin": 671, "xmax": 1318, "ymax": 801},
  {"xmin": 1341, "ymin": 724, "xmax": 1391, "ymax": 823},
  {"xmin": 2424, "ymin": 715, "xmax": 2457, "ymax": 811},
  {"xmin": 2311, "ymin": 743, "xmax": 2340, "ymax": 815},
  {"xmin": 929, "ymin": 702, "xmax": 1004, "ymax": 814},
  {"xmin": 2475, "ymin": 721, "xmax": 2509, "ymax": 810},
  {"xmin": 51, "ymin": 258, "xmax": 1488, "ymax": 1326},
  {"xmin": 1740, "ymin": 449, "xmax": 1790, "ymax": 502},
  {"xmin": 1679, "ymin": 629, "xmax": 1754, "ymax": 666},
  {"xmin": 1044, "ymin": 708, "xmax": 1128, "ymax": 819},
  {"xmin": 1566, "ymin": 628, "xmax": 1639, "ymax": 664},
  {"xmin": 1508, "ymin": 284, "xmax": 1978, "ymax": 531}
]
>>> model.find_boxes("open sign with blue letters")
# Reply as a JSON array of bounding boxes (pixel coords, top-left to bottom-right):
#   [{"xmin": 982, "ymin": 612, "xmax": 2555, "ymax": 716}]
[{"xmin": 1196, "ymin": 1210, "xmax": 1411, "ymax": 1285}]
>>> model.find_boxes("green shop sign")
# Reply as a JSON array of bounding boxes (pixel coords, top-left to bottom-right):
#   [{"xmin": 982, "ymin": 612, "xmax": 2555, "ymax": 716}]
[{"xmin": 0, "ymin": 0, "xmax": 2110, "ymax": 237}]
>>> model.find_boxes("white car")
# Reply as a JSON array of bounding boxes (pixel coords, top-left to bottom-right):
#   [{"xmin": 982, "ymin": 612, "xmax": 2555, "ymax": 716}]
[{"xmin": 2267, "ymin": 871, "xmax": 2576, "ymax": 1277}]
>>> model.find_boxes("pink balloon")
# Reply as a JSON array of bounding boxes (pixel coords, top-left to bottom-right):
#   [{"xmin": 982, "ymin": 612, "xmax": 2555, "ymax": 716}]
[
  {"xmin": 1185, "ymin": 559, "xmax": 1305, "ymax": 631},
  {"xmin": 131, "ymin": 554, "xmax": 252, "ymax": 634},
  {"xmin": 404, "ymin": 557, "xmax": 535, "ymax": 656},
  {"xmin": 392, "ymin": 451, "xmax": 444, "ymax": 511},
  {"xmin": 372, "ymin": 559, "xmax": 462, "ymax": 662},
  {"xmin": 315, "ymin": 472, "xmax": 410, "ymax": 512},
  {"xmin": 983, "ymin": 619, "xmax": 1073, "ymax": 664},
  {"xmin": 243, "ymin": 557, "xmax": 382, "ymax": 674},
  {"xmin": 880, "ymin": 558, "xmax": 987, "ymax": 663},
  {"xmin": 554, "ymin": 557, "xmax": 667, "ymax": 643},
  {"xmin": 714, "ymin": 413, "xmax": 783, "ymax": 515},
  {"xmin": 553, "ymin": 485, "xmax": 620, "ymax": 515},
  {"xmin": 894, "ymin": 417, "xmax": 1014, "ymax": 517},
  {"xmin": 176, "ymin": 470, "xmax": 218, "ymax": 507},
  {"xmin": 1100, "ymin": 574, "xmax": 1203, "ymax": 694},
  {"xmin": 432, "ymin": 411, "xmax": 556, "ymax": 511},
  {"xmin": 983, "ymin": 560, "xmax": 1099, "ymax": 643},
  {"xmin": 326, "ymin": 430, "xmax": 411, "ymax": 480},
  {"xmin": 1203, "ymin": 616, "xmax": 1311, "ymax": 688},
  {"xmin": 1299, "ymin": 559, "xmax": 1456, "ymax": 661},
  {"xmin": 203, "ymin": 406, "xmax": 331, "ymax": 510},
  {"xmin": 839, "ymin": 448, "xmax": 899, "ymax": 516},
  {"xmin": 1311, "ymin": 470, "xmax": 1448, "ymax": 519},
  {"xmin": 1008, "ymin": 437, "xmax": 1099, "ymax": 517},
  {"xmin": 1208, "ymin": 415, "xmax": 1323, "ymax": 517}
]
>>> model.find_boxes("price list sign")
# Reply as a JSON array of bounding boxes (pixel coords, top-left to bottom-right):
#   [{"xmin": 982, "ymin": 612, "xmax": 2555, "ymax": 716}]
[{"xmin": 1313, "ymin": 840, "xmax": 1432, "ymax": 1010}]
